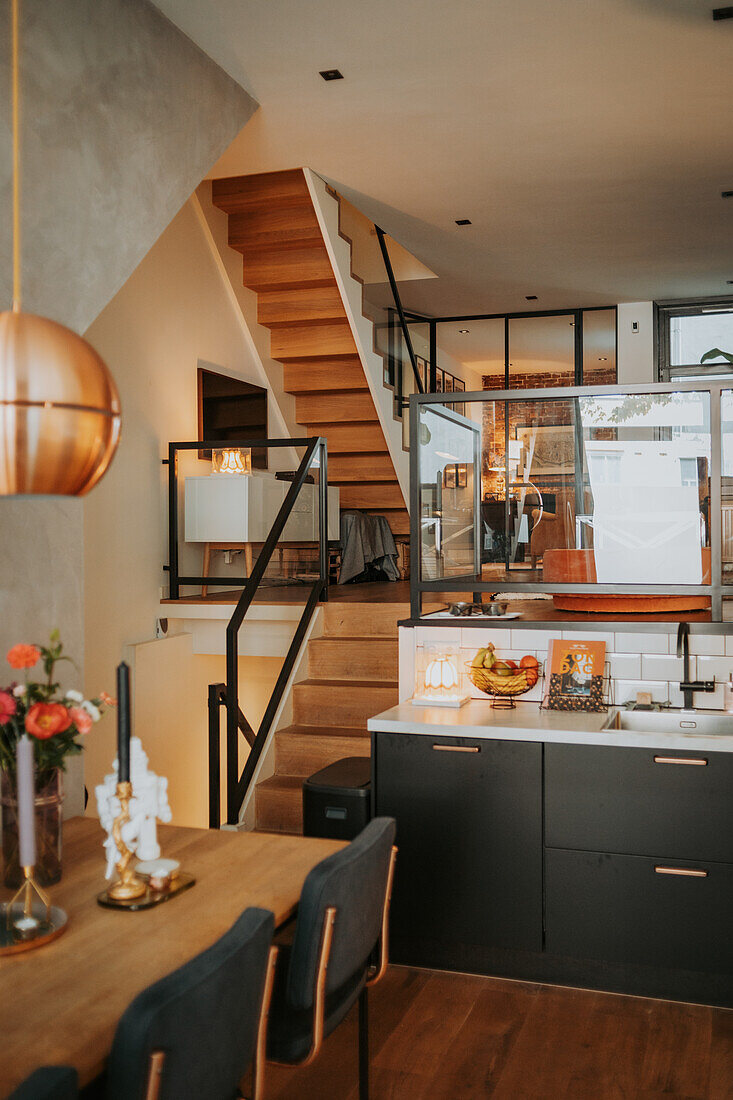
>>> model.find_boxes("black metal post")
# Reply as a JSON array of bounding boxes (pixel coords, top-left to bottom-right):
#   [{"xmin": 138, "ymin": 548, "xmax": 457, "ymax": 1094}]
[
  {"xmin": 429, "ymin": 320, "xmax": 437, "ymax": 393},
  {"xmin": 318, "ymin": 437, "xmax": 329, "ymax": 601},
  {"xmin": 168, "ymin": 443, "xmax": 179, "ymax": 600},
  {"xmin": 207, "ymin": 683, "xmax": 223, "ymax": 829},
  {"xmin": 409, "ymin": 393, "xmax": 421, "ymax": 621}
]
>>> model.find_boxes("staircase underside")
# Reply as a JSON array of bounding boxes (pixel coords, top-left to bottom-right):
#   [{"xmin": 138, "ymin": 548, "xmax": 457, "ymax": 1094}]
[{"xmin": 212, "ymin": 169, "xmax": 409, "ymax": 536}]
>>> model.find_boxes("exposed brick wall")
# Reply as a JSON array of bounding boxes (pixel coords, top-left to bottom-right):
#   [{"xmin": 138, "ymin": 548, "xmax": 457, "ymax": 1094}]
[{"xmin": 481, "ymin": 368, "xmax": 616, "ymax": 497}]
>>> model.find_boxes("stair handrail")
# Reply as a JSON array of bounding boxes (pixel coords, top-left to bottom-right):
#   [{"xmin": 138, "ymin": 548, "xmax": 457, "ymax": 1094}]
[
  {"xmin": 374, "ymin": 225, "xmax": 424, "ymax": 397},
  {"xmin": 208, "ymin": 436, "xmax": 328, "ymax": 826}
]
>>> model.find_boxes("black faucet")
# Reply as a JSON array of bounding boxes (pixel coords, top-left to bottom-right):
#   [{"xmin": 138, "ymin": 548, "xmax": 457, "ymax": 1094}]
[{"xmin": 676, "ymin": 622, "xmax": 716, "ymax": 710}]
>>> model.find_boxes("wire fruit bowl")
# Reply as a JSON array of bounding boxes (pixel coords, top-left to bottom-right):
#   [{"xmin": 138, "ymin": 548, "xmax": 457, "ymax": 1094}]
[{"xmin": 466, "ymin": 661, "xmax": 542, "ymax": 708}]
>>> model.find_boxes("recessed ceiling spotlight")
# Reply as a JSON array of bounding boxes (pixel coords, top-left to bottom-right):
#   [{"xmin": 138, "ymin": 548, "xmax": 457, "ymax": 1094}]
[
  {"xmin": 455, "ymin": 218, "xmax": 472, "ymax": 226},
  {"xmin": 525, "ymin": 295, "xmax": 538, "ymax": 301},
  {"xmin": 598, "ymin": 357, "xmax": 608, "ymax": 361},
  {"xmin": 569, "ymin": 321, "xmax": 575, "ymax": 327},
  {"xmin": 712, "ymin": 7, "xmax": 733, "ymax": 20},
  {"xmin": 458, "ymin": 329, "xmax": 470, "ymax": 334},
  {"xmin": 319, "ymin": 69, "xmax": 343, "ymax": 81},
  {"xmin": 727, "ymin": 280, "xmax": 733, "ymax": 285},
  {"xmin": 722, "ymin": 190, "xmax": 733, "ymax": 198}
]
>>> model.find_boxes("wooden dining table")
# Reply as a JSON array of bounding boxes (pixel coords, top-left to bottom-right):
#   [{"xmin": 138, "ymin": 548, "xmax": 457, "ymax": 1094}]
[{"xmin": 0, "ymin": 817, "xmax": 346, "ymax": 1095}]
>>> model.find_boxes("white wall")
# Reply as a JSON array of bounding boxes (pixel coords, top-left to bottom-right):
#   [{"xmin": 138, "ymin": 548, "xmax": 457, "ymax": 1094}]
[
  {"xmin": 617, "ymin": 301, "xmax": 655, "ymax": 384},
  {"xmin": 81, "ymin": 197, "xmax": 294, "ymax": 805}
]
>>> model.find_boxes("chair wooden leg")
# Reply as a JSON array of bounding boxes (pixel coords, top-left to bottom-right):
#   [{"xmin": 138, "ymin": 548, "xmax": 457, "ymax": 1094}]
[
  {"xmin": 202, "ymin": 543, "xmax": 211, "ymax": 597},
  {"xmin": 358, "ymin": 986, "xmax": 369, "ymax": 1100}
]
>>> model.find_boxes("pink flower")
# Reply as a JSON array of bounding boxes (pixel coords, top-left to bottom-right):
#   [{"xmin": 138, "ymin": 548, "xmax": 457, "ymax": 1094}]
[
  {"xmin": 69, "ymin": 706, "xmax": 93, "ymax": 736},
  {"xmin": 0, "ymin": 691, "xmax": 16, "ymax": 726}
]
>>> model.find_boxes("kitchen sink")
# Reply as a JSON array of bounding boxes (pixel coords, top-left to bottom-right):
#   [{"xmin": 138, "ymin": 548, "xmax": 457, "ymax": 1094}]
[{"xmin": 603, "ymin": 708, "xmax": 733, "ymax": 735}]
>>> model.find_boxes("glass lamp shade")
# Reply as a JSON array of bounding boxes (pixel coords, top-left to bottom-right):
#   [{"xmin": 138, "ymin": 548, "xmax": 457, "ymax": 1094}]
[
  {"xmin": 212, "ymin": 447, "xmax": 251, "ymax": 475},
  {"xmin": 0, "ymin": 310, "xmax": 121, "ymax": 495},
  {"xmin": 412, "ymin": 646, "xmax": 468, "ymax": 707}
]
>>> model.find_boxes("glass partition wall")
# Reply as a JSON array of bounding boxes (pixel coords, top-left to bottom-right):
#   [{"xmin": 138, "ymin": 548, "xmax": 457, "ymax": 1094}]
[{"xmin": 409, "ymin": 380, "xmax": 733, "ymax": 624}]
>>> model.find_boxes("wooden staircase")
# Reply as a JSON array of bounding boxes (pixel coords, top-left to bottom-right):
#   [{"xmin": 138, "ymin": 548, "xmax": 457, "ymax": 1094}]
[
  {"xmin": 211, "ymin": 168, "xmax": 409, "ymax": 536},
  {"xmin": 254, "ymin": 600, "xmax": 404, "ymax": 833}
]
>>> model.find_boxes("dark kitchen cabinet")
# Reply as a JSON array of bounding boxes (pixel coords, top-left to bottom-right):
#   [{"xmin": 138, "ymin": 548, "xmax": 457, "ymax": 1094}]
[
  {"xmin": 545, "ymin": 743, "xmax": 733, "ymax": 863},
  {"xmin": 372, "ymin": 732, "xmax": 543, "ymax": 966},
  {"xmin": 546, "ymin": 848, "xmax": 733, "ymax": 975}
]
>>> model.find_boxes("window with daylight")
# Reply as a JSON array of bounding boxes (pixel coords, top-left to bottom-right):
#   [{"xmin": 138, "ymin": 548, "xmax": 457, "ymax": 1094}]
[{"xmin": 658, "ymin": 300, "xmax": 733, "ymax": 382}]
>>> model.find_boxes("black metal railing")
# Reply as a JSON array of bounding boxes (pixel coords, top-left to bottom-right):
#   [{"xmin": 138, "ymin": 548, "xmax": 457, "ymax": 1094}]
[{"xmin": 198, "ymin": 437, "xmax": 329, "ymax": 827}]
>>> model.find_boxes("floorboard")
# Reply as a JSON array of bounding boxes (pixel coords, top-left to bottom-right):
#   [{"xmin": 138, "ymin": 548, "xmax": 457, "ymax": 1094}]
[{"xmin": 263, "ymin": 966, "xmax": 733, "ymax": 1100}]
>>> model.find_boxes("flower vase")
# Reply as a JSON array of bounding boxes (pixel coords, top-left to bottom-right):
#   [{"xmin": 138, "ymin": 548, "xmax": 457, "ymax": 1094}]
[{"xmin": 1, "ymin": 768, "xmax": 64, "ymax": 887}]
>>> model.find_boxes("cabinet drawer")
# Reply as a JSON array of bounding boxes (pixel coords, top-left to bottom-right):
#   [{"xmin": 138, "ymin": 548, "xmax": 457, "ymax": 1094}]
[
  {"xmin": 546, "ymin": 848, "xmax": 733, "ymax": 975},
  {"xmin": 545, "ymin": 743, "xmax": 733, "ymax": 863},
  {"xmin": 373, "ymin": 732, "xmax": 543, "ymax": 954}
]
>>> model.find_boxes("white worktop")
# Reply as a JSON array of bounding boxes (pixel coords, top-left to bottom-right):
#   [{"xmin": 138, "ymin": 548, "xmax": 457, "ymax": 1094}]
[{"xmin": 367, "ymin": 700, "xmax": 733, "ymax": 753}]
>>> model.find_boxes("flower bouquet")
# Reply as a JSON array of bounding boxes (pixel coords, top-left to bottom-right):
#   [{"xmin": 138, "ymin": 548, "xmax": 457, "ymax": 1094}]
[{"xmin": 0, "ymin": 631, "xmax": 112, "ymax": 885}]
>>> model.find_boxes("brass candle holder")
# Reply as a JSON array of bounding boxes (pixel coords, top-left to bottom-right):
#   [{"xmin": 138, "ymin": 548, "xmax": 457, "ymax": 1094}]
[
  {"xmin": 106, "ymin": 781, "xmax": 146, "ymax": 902},
  {"xmin": 1, "ymin": 866, "xmax": 68, "ymax": 955}
]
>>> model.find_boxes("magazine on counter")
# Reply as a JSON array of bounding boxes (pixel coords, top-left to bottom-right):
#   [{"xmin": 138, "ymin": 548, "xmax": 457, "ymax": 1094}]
[{"xmin": 543, "ymin": 639, "xmax": 607, "ymax": 712}]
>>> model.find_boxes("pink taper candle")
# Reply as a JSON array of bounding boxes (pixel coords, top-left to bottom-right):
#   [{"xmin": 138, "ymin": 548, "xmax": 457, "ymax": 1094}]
[{"xmin": 16, "ymin": 735, "xmax": 36, "ymax": 869}]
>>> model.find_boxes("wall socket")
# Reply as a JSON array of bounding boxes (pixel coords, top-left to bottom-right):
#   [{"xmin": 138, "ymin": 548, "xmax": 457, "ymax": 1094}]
[{"xmin": 631, "ymin": 320, "xmax": 640, "ymax": 333}]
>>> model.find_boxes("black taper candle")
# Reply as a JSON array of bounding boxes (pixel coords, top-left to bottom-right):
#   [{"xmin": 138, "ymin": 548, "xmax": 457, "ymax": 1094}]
[{"xmin": 116, "ymin": 661, "xmax": 131, "ymax": 783}]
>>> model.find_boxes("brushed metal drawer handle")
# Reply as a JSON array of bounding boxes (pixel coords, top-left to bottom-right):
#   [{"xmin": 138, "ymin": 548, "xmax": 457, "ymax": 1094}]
[
  {"xmin": 655, "ymin": 866, "xmax": 708, "ymax": 878},
  {"xmin": 653, "ymin": 756, "xmax": 707, "ymax": 766},
  {"xmin": 431, "ymin": 744, "xmax": 480, "ymax": 753}
]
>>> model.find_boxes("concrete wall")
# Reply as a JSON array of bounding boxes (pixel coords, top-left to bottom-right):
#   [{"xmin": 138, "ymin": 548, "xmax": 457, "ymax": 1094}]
[
  {"xmin": 0, "ymin": 1, "xmax": 255, "ymax": 812},
  {"xmin": 0, "ymin": 0, "xmax": 256, "ymax": 333}
]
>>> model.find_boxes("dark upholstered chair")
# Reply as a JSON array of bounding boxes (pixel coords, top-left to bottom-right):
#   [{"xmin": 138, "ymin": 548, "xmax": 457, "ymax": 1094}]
[
  {"xmin": 266, "ymin": 817, "xmax": 397, "ymax": 1099},
  {"xmin": 8, "ymin": 1068, "xmax": 78, "ymax": 1100},
  {"xmin": 105, "ymin": 907, "xmax": 276, "ymax": 1100}
]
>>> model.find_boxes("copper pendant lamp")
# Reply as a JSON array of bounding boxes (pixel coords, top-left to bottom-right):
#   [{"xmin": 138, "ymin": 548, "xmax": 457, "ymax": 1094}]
[{"xmin": 0, "ymin": 0, "xmax": 121, "ymax": 496}]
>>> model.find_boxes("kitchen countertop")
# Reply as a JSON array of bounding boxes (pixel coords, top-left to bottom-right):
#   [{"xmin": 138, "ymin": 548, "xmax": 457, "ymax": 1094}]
[{"xmin": 367, "ymin": 700, "xmax": 733, "ymax": 753}]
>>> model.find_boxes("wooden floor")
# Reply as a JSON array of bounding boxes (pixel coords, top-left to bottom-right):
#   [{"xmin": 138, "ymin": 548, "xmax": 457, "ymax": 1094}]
[{"xmin": 265, "ymin": 966, "xmax": 733, "ymax": 1099}]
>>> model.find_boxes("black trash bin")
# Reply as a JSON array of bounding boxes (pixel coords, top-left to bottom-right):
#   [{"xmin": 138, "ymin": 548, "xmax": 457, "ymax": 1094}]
[{"xmin": 302, "ymin": 756, "xmax": 371, "ymax": 840}]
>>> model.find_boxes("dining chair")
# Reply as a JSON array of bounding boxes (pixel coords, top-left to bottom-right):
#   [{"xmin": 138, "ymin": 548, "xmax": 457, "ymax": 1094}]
[
  {"xmin": 104, "ymin": 906, "xmax": 276, "ymax": 1100},
  {"xmin": 8, "ymin": 1067, "xmax": 78, "ymax": 1099},
  {"xmin": 266, "ymin": 817, "xmax": 397, "ymax": 1100}
]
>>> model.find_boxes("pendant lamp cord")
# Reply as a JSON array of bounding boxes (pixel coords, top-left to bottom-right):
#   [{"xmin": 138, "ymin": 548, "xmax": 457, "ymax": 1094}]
[{"xmin": 11, "ymin": 0, "xmax": 21, "ymax": 312}]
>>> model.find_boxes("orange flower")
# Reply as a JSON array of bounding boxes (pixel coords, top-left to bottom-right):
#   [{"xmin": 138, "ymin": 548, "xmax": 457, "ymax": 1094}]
[
  {"xmin": 68, "ymin": 706, "xmax": 93, "ymax": 735},
  {"xmin": 7, "ymin": 644, "xmax": 40, "ymax": 670},
  {"xmin": 25, "ymin": 702, "xmax": 72, "ymax": 740},
  {"xmin": 100, "ymin": 692, "xmax": 116, "ymax": 707}
]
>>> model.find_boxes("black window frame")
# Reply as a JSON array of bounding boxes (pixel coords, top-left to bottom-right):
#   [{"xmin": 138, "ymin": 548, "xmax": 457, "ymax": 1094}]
[{"xmin": 656, "ymin": 297, "xmax": 733, "ymax": 382}]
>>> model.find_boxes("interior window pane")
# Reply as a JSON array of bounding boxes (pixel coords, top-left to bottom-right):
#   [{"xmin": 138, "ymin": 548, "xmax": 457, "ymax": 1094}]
[
  {"xmin": 418, "ymin": 403, "xmax": 479, "ymax": 582},
  {"xmin": 582, "ymin": 309, "xmax": 616, "ymax": 384},
  {"xmin": 507, "ymin": 314, "xmax": 575, "ymax": 389}
]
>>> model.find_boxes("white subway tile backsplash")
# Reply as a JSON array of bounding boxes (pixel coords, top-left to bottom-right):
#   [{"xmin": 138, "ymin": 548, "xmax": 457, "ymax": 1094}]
[
  {"xmin": 614, "ymin": 632, "xmax": 670, "ymax": 655},
  {"xmin": 641, "ymin": 654, "xmax": 689, "ymax": 682},
  {"xmin": 614, "ymin": 680, "xmax": 669, "ymax": 706},
  {"xmin": 695, "ymin": 655, "xmax": 733, "ymax": 682},
  {"xmin": 460, "ymin": 628, "xmax": 509, "ymax": 650},
  {"xmin": 669, "ymin": 683, "xmax": 725, "ymax": 710},
  {"xmin": 417, "ymin": 626, "xmax": 461, "ymax": 646},
  {"xmin": 688, "ymin": 635, "xmax": 726, "ymax": 656},
  {"xmin": 509, "ymin": 629, "xmax": 556, "ymax": 651},
  {"xmin": 608, "ymin": 653, "xmax": 642, "ymax": 680},
  {"xmin": 561, "ymin": 630, "xmax": 615, "ymax": 648}
]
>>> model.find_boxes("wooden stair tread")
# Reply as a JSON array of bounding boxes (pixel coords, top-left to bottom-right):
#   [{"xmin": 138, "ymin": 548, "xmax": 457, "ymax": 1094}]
[
  {"xmin": 259, "ymin": 286, "xmax": 346, "ymax": 327},
  {"xmin": 256, "ymin": 773, "xmax": 305, "ymax": 791},
  {"xmin": 212, "ymin": 169, "xmax": 309, "ymax": 213},
  {"xmin": 295, "ymin": 677, "xmax": 398, "ymax": 690},
  {"xmin": 283, "ymin": 360, "xmax": 367, "ymax": 394},
  {"xmin": 275, "ymin": 723, "xmax": 371, "ymax": 740}
]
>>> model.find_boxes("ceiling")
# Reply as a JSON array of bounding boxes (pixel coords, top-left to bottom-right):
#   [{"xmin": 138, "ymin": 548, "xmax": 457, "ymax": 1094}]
[{"xmin": 153, "ymin": 0, "xmax": 733, "ymax": 317}]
